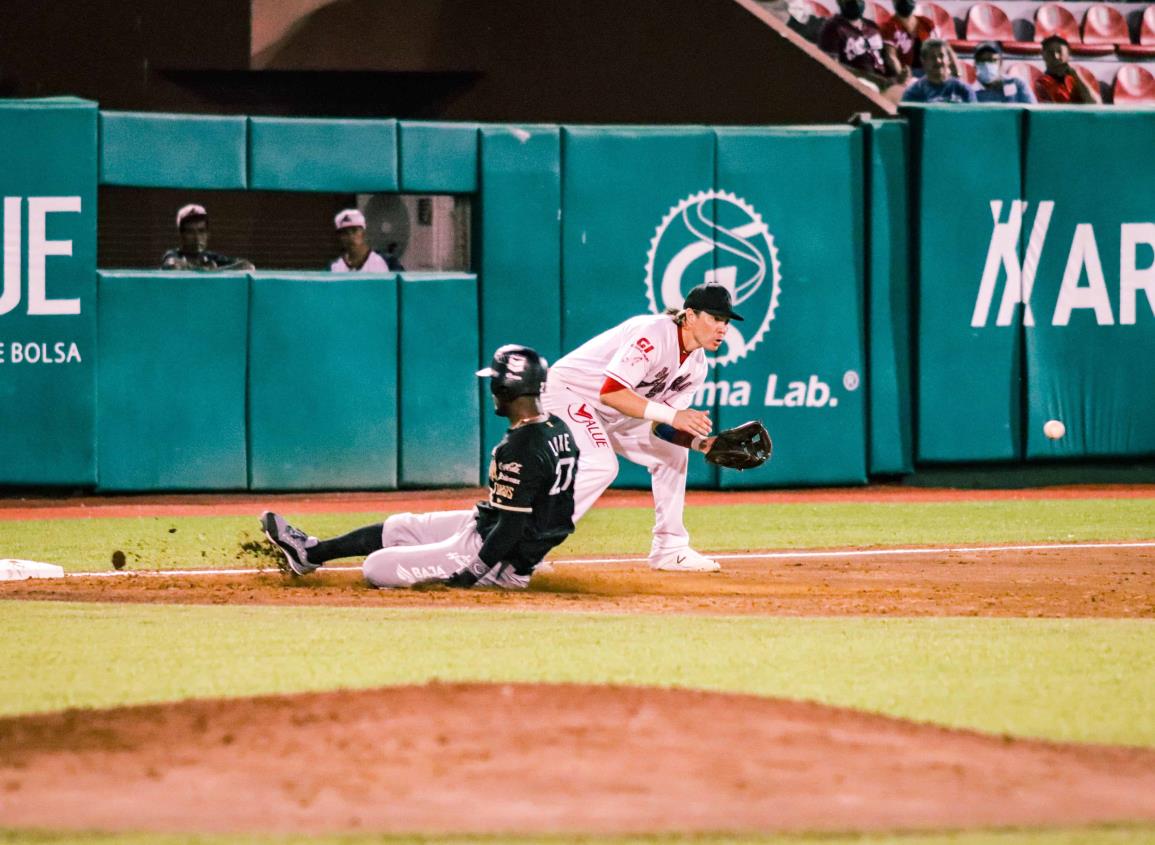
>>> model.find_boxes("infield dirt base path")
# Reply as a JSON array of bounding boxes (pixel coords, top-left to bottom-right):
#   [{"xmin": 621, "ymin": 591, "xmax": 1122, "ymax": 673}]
[{"xmin": 3, "ymin": 683, "xmax": 1155, "ymax": 836}]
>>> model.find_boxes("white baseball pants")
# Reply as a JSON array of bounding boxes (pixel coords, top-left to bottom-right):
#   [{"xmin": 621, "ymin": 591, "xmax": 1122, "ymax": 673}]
[
  {"xmin": 362, "ymin": 509, "xmax": 530, "ymax": 590},
  {"xmin": 541, "ymin": 384, "xmax": 691, "ymax": 562}
]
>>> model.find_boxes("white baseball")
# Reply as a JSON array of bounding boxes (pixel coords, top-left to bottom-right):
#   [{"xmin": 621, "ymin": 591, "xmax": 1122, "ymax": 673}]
[{"xmin": 1043, "ymin": 419, "xmax": 1066, "ymax": 440}]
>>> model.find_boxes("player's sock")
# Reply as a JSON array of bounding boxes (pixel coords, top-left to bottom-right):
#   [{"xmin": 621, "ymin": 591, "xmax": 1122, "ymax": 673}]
[{"xmin": 309, "ymin": 523, "xmax": 384, "ymax": 563}]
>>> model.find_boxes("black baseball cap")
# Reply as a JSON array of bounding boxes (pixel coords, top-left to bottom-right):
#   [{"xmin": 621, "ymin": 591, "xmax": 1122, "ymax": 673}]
[
  {"xmin": 974, "ymin": 41, "xmax": 1002, "ymax": 58},
  {"xmin": 683, "ymin": 283, "xmax": 744, "ymax": 322}
]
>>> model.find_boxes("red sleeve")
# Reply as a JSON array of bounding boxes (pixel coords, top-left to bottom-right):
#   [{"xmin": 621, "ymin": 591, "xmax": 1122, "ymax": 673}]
[{"xmin": 600, "ymin": 376, "xmax": 629, "ymax": 396}]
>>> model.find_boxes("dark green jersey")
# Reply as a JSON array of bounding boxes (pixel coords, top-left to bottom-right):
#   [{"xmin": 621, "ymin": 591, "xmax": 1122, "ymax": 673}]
[{"xmin": 475, "ymin": 414, "xmax": 579, "ymax": 573}]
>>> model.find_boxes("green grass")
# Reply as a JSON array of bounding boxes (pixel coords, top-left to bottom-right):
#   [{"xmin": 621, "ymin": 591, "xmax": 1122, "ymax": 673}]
[
  {"xmin": 2, "ymin": 603, "xmax": 1152, "ymax": 747},
  {"xmin": 1, "ymin": 498, "xmax": 1153, "ymax": 572},
  {"xmin": 2, "ymin": 824, "xmax": 1155, "ymax": 843}
]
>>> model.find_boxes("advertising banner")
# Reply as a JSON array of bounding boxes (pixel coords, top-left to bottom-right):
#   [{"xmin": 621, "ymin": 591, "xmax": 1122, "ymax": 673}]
[
  {"xmin": 1022, "ymin": 109, "xmax": 1155, "ymax": 458},
  {"xmin": 0, "ymin": 98, "xmax": 98, "ymax": 484},
  {"xmin": 714, "ymin": 127, "xmax": 867, "ymax": 487}
]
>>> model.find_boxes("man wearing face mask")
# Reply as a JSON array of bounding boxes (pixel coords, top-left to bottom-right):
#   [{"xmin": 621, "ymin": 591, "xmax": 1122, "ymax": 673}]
[
  {"xmin": 819, "ymin": 0, "xmax": 905, "ymax": 95},
  {"xmin": 880, "ymin": 0, "xmax": 934, "ymax": 77},
  {"xmin": 901, "ymin": 39, "xmax": 976, "ymax": 102},
  {"xmin": 972, "ymin": 42, "xmax": 1036, "ymax": 103}
]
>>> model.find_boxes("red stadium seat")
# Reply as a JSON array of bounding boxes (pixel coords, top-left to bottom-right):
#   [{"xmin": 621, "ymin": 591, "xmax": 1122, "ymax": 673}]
[
  {"xmin": 914, "ymin": 2, "xmax": 958, "ymax": 39},
  {"xmin": 1113, "ymin": 64, "xmax": 1155, "ymax": 103},
  {"xmin": 1117, "ymin": 5, "xmax": 1155, "ymax": 58},
  {"xmin": 867, "ymin": 1, "xmax": 893, "ymax": 26},
  {"xmin": 962, "ymin": 3, "xmax": 1041, "ymax": 54},
  {"xmin": 958, "ymin": 59, "xmax": 977, "ymax": 83},
  {"xmin": 1081, "ymin": 4, "xmax": 1131, "ymax": 46},
  {"xmin": 1036, "ymin": 3, "xmax": 1114, "ymax": 55},
  {"xmin": 1072, "ymin": 63, "xmax": 1105, "ymax": 98},
  {"xmin": 808, "ymin": 0, "xmax": 835, "ymax": 18},
  {"xmin": 1005, "ymin": 60, "xmax": 1043, "ymax": 89}
]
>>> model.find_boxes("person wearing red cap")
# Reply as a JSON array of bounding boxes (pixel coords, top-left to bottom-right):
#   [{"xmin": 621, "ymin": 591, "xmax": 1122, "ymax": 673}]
[
  {"xmin": 329, "ymin": 208, "xmax": 390, "ymax": 272},
  {"xmin": 160, "ymin": 204, "xmax": 254, "ymax": 271},
  {"xmin": 540, "ymin": 283, "xmax": 743, "ymax": 572}
]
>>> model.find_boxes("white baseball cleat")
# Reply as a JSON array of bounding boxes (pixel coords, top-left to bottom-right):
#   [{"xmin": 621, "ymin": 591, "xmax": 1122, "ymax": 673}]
[{"xmin": 650, "ymin": 549, "xmax": 721, "ymax": 572}]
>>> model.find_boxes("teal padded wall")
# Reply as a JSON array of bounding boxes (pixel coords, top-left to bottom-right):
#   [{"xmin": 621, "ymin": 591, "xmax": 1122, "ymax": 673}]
[
  {"xmin": 249, "ymin": 273, "xmax": 398, "ymax": 489},
  {"xmin": 905, "ymin": 105, "xmax": 1024, "ymax": 462},
  {"xmin": 96, "ymin": 272, "xmax": 248, "ymax": 490},
  {"xmin": 866, "ymin": 120, "xmax": 913, "ymax": 475},
  {"xmin": 478, "ymin": 125, "xmax": 562, "ymax": 476},
  {"xmin": 399, "ymin": 122, "xmax": 479, "ymax": 193},
  {"xmin": 0, "ymin": 98, "xmax": 98, "ymax": 485},
  {"xmin": 1022, "ymin": 108, "xmax": 1155, "ymax": 459},
  {"xmin": 249, "ymin": 118, "xmax": 398, "ymax": 192},
  {"xmin": 399, "ymin": 273, "xmax": 481, "ymax": 487},
  {"xmin": 715, "ymin": 127, "xmax": 867, "ymax": 487},
  {"xmin": 100, "ymin": 112, "xmax": 247, "ymax": 189},
  {"xmin": 561, "ymin": 126, "xmax": 717, "ymax": 489}
]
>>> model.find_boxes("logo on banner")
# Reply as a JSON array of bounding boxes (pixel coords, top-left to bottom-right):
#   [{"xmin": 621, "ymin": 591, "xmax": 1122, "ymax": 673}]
[
  {"xmin": 973, "ymin": 200, "xmax": 1155, "ymax": 328},
  {"xmin": 643, "ymin": 190, "xmax": 781, "ymax": 367}
]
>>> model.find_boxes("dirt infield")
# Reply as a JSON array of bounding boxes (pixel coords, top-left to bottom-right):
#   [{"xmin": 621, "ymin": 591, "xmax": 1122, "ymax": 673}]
[
  {"xmin": 5, "ymin": 545, "xmax": 1153, "ymax": 617},
  {"xmin": 2, "ymin": 683, "xmax": 1154, "ymax": 836}
]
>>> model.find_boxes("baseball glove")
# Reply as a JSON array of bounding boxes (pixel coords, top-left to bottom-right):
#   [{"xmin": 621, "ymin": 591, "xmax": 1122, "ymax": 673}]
[{"xmin": 705, "ymin": 421, "xmax": 772, "ymax": 470}]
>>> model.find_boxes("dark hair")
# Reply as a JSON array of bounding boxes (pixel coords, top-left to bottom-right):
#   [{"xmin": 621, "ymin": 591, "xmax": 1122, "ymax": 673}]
[{"xmin": 1041, "ymin": 34, "xmax": 1069, "ymax": 50}]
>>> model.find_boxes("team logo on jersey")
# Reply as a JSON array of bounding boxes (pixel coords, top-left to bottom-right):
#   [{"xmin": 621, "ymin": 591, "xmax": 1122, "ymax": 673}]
[{"xmin": 644, "ymin": 190, "xmax": 781, "ymax": 367}]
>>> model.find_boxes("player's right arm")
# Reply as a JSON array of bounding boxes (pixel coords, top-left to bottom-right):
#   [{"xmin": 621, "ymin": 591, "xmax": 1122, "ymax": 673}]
[{"xmin": 599, "ymin": 379, "xmax": 712, "ymax": 438}]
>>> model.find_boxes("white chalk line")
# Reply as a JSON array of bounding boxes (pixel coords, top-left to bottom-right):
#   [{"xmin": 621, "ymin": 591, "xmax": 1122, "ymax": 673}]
[{"xmin": 59, "ymin": 540, "xmax": 1155, "ymax": 579}]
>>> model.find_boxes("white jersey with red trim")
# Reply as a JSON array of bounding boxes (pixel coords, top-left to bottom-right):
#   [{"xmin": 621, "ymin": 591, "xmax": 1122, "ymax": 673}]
[{"xmin": 548, "ymin": 314, "xmax": 707, "ymax": 414}]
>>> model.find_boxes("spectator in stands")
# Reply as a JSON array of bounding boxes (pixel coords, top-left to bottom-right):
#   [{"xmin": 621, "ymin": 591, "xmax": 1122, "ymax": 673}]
[
  {"xmin": 330, "ymin": 208, "xmax": 390, "ymax": 272},
  {"xmin": 383, "ymin": 242, "xmax": 406, "ymax": 272},
  {"xmin": 1036, "ymin": 35, "xmax": 1102, "ymax": 104},
  {"xmin": 160, "ymin": 204, "xmax": 255, "ymax": 271},
  {"xmin": 880, "ymin": 0, "xmax": 932, "ymax": 78},
  {"xmin": 783, "ymin": 0, "xmax": 826, "ymax": 43},
  {"xmin": 973, "ymin": 42, "xmax": 1035, "ymax": 103},
  {"xmin": 819, "ymin": 0, "xmax": 905, "ymax": 96},
  {"xmin": 901, "ymin": 39, "xmax": 976, "ymax": 102}
]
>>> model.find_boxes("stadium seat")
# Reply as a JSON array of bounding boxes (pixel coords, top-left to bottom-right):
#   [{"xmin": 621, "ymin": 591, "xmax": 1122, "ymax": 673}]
[
  {"xmin": 1112, "ymin": 64, "xmax": 1155, "ymax": 103},
  {"xmin": 867, "ymin": 1, "xmax": 893, "ymax": 26},
  {"xmin": 1005, "ymin": 60, "xmax": 1043, "ymax": 90},
  {"xmin": 1117, "ymin": 5, "xmax": 1155, "ymax": 58},
  {"xmin": 808, "ymin": 0, "xmax": 835, "ymax": 19},
  {"xmin": 914, "ymin": 2, "xmax": 958, "ymax": 39},
  {"xmin": 1081, "ymin": 4, "xmax": 1132, "ymax": 48},
  {"xmin": 1036, "ymin": 3, "xmax": 1114, "ymax": 55},
  {"xmin": 961, "ymin": 3, "xmax": 1041, "ymax": 54},
  {"xmin": 1072, "ymin": 63, "xmax": 1105, "ymax": 99},
  {"xmin": 958, "ymin": 59, "xmax": 977, "ymax": 83}
]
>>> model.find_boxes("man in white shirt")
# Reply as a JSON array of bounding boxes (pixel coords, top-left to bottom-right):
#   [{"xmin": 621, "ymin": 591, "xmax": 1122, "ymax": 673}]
[
  {"xmin": 329, "ymin": 208, "xmax": 390, "ymax": 272},
  {"xmin": 542, "ymin": 283, "xmax": 740, "ymax": 572}
]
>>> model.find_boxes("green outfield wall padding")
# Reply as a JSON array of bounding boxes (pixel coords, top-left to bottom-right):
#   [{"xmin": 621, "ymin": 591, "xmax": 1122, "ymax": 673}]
[
  {"xmin": 399, "ymin": 122, "xmax": 479, "ymax": 193},
  {"xmin": 714, "ymin": 127, "xmax": 867, "ymax": 488},
  {"xmin": 99, "ymin": 112, "xmax": 247, "ymax": 189},
  {"xmin": 95, "ymin": 273, "xmax": 248, "ymax": 490},
  {"xmin": 399, "ymin": 274, "xmax": 481, "ymax": 487},
  {"xmin": 0, "ymin": 98, "xmax": 98, "ymax": 485},
  {"xmin": 478, "ymin": 125, "xmax": 562, "ymax": 477},
  {"xmin": 248, "ymin": 118, "xmax": 398, "ymax": 192},
  {"xmin": 561, "ymin": 126, "xmax": 718, "ymax": 489},
  {"xmin": 905, "ymin": 105, "xmax": 1024, "ymax": 462},
  {"xmin": 249, "ymin": 273, "xmax": 398, "ymax": 489},
  {"xmin": 866, "ymin": 120, "xmax": 913, "ymax": 475},
  {"xmin": 1022, "ymin": 108, "xmax": 1155, "ymax": 459}
]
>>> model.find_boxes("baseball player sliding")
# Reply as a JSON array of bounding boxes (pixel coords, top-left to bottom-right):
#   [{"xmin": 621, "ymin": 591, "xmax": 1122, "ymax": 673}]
[
  {"xmin": 543, "ymin": 282, "xmax": 770, "ymax": 572},
  {"xmin": 262, "ymin": 345, "xmax": 581, "ymax": 589}
]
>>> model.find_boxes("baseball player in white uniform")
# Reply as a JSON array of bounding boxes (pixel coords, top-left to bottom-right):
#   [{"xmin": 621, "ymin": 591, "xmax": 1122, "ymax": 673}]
[
  {"xmin": 542, "ymin": 282, "xmax": 742, "ymax": 572},
  {"xmin": 329, "ymin": 208, "xmax": 391, "ymax": 272}
]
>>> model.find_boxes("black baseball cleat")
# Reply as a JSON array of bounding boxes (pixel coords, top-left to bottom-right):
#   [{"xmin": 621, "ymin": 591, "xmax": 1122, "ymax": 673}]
[{"xmin": 260, "ymin": 511, "xmax": 320, "ymax": 576}]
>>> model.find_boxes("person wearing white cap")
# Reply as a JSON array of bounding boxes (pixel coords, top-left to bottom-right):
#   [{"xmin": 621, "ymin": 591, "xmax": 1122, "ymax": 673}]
[
  {"xmin": 160, "ymin": 203, "xmax": 254, "ymax": 271},
  {"xmin": 330, "ymin": 208, "xmax": 390, "ymax": 273}
]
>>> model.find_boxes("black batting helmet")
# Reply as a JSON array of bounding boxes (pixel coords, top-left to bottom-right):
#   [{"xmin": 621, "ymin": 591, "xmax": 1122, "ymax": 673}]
[{"xmin": 476, "ymin": 344, "xmax": 548, "ymax": 400}]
